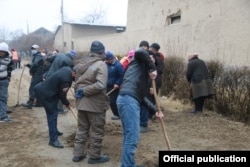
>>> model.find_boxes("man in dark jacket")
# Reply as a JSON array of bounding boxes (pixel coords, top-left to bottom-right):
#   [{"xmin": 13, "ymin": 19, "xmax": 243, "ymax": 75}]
[
  {"xmin": 22, "ymin": 44, "xmax": 45, "ymax": 109},
  {"xmin": 44, "ymin": 50, "xmax": 77, "ymax": 114},
  {"xmin": 116, "ymin": 48, "xmax": 164, "ymax": 167},
  {"xmin": 186, "ymin": 53, "xmax": 215, "ymax": 113},
  {"xmin": 34, "ymin": 66, "xmax": 74, "ymax": 148},
  {"xmin": 105, "ymin": 51, "xmax": 124, "ymax": 120}
]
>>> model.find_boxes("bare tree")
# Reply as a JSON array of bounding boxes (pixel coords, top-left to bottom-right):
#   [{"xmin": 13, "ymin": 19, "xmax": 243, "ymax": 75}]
[
  {"xmin": 0, "ymin": 26, "xmax": 10, "ymax": 41},
  {"xmin": 80, "ymin": 0, "xmax": 107, "ymax": 24}
]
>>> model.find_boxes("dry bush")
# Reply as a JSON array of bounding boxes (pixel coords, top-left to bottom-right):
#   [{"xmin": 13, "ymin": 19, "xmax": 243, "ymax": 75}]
[
  {"xmin": 161, "ymin": 56, "xmax": 186, "ymax": 96},
  {"xmin": 214, "ymin": 66, "xmax": 250, "ymax": 124},
  {"xmin": 161, "ymin": 56, "xmax": 250, "ymax": 124}
]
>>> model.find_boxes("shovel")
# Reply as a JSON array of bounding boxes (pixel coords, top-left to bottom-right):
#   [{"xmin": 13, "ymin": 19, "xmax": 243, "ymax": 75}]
[{"xmin": 152, "ymin": 79, "xmax": 172, "ymax": 150}]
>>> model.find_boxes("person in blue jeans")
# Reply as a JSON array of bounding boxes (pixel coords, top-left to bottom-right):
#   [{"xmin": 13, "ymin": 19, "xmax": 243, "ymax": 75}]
[{"xmin": 117, "ymin": 48, "xmax": 164, "ymax": 167}]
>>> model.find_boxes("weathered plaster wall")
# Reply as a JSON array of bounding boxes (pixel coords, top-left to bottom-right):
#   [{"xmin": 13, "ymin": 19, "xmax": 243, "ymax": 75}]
[{"xmin": 55, "ymin": 0, "xmax": 250, "ymax": 66}]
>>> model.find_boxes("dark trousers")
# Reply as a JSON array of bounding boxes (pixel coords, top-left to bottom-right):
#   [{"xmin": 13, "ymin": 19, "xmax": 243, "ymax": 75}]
[
  {"xmin": 193, "ymin": 96, "xmax": 206, "ymax": 111},
  {"xmin": 140, "ymin": 105, "xmax": 149, "ymax": 127},
  {"xmin": 107, "ymin": 88, "xmax": 119, "ymax": 117},
  {"xmin": 45, "ymin": 108, "xmax": 59, "ymax": 142},
  {"xmin": 29, "ymin": 76, "xmax": 43, "ymax": 102}
]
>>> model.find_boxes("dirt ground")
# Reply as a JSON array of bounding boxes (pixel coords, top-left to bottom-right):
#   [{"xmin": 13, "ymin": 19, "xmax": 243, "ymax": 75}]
[{"xmin": 1, "ymin": 62, "xmax": 250, "ymax": 167}]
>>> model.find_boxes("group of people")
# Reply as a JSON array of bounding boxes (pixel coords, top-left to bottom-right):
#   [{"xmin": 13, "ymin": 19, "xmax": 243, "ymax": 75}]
[{"xmin": 0, "ymin": 39, "xmax": 215, "ymax": 167}]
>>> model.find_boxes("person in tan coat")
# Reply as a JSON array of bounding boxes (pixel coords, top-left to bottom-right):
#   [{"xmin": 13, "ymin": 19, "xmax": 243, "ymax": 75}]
[{"xmin": 72, "ymin": 41, "xmax": 110, "ymax": 164}]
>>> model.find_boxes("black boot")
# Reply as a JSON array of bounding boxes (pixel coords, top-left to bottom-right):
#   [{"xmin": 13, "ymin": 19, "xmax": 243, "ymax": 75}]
[
  {"xmin": 22, "ymin": 100, "xmax": 33, "ymax": 109},
  {"xmin": 88, "ymin": 155, "xmax": 109, "ymax": 164},
  {"xmin": 33, "ymin": 102, "xmax": 43, "ymax": 107},
  {"xmin": 49, "ymin": 139, "xmax": 64, "ymax": 148}
]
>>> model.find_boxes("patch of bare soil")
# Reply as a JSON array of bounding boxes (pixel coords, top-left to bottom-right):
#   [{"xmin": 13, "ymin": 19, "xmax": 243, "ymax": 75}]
[{"xmin": 1, "ymin": 62, "xmax": 250, "ymax": 167}]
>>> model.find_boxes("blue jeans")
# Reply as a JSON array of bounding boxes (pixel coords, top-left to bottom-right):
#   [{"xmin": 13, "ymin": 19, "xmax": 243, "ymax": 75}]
[
  {"xmin": 140, "ymin": 105, "xmax": 149, "ymax": 127},
  {"xmin": 0, "ymin": 79, "xmax": 9, "ymax": 119},
  {"xmin": 117, "ymin": 95, "xmax": 140, "ymax": 167}
]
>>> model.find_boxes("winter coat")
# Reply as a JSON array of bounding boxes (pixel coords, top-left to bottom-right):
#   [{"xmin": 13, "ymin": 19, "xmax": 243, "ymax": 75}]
[
  {"xmin": 28, "ymin": 52, "xmax": 45, "ymax": 77},
  {"xmin": 119, "ymin": 48, "xmax": 157, "ymax": 103},
  {"xmin": 74, "ymin": 52, "xmax": 109, "ymax": 113},
  {"xmin": 154, "ymin": 54, "xmax": 164, "ymax": 90},
  {"xmin": 186, "ymin": 57, "xmax": 215, "ymax": 99},
  {"xmin": 34, "ymin": 66, "xmax": 73, "ymax": 112},
  {"xmin": 0, "ymin": 52, "xmax": 12, "ymax": 80},
  {"xmin": 45, "ymin": 53, "xmax": 73, "ymax": 78},
  {"xmin": 106, "ymin": 59, "xmax": 124, "ymax": 88}
]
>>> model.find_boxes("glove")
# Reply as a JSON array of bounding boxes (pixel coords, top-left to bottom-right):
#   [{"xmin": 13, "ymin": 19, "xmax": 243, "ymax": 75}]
[{"xmin": 75, "ymin": 88, "xmax": 84, "ymax": 99}]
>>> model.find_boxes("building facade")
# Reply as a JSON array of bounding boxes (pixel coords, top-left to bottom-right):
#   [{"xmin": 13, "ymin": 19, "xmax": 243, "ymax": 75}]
[{"xmin": 54, "ymin": 0, "xmax": 250, "ymax": 66}]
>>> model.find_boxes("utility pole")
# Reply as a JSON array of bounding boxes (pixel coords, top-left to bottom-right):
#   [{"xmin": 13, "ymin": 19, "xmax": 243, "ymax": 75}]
[
  {"xmin": 27, "ymin": 20, "xmax": 29, "ymax": 35},
  {"xmin": 61, "ymin": 0, "xmax": 65, "ymax": 52}
]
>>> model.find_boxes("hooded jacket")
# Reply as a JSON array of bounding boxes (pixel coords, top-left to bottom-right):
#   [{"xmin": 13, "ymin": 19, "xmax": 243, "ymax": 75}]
[
  {"xmin": 45, "ymin": 53, "xmax": 73, "ymax": 78},
  {"xmin": 74, "ymin": 52, "xmax": 109, "ymax": 113},
  {"xmin": 0, "ymin": 42, "xmax": 12, "ymax": 80},
  {"xmin": 34, "ymin": 66, "xmax": 73, "ymax": 112}
]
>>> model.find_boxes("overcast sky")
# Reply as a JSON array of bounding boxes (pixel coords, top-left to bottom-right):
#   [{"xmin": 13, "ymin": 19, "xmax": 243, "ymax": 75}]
[{"xmin": 0, "ymin": 0, "xmax": 128, "ymax": 33}]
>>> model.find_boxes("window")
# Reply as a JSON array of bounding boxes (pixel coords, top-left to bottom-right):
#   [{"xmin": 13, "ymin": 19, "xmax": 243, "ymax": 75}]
[
  {"xmin": 165, "ymin": 9, "xmax": 182, "ymax": 25},
  {"xmin": 171, "ymin": 15, "xmax": 181, "ymax": 24}
]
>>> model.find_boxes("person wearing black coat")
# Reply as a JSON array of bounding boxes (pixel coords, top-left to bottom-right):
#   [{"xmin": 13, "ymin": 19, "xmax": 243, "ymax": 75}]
[
  {"xmin": 186, "ymin": 54, "xmax": 215, "ymax": 113},
  {"xmin": 22, "ymin": 44, "xmax": 45, "ymax": 109},
  {"xmin": 34, "ymin": 66, "xmax": 75, "ymax": 148}
]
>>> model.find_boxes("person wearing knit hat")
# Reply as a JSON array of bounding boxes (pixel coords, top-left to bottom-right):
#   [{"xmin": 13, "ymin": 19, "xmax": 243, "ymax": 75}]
[
  {"xmin": 105, "ymin": 51, "xmax": 124, "ymax": 120},
  {"xmin": 0, "ymin": 42, "xmax": 13, "ymax": 122},
  {"xmin": 69, "ymin": 50, "xmax": 77, "ymax": 58},
  {"xmin": 90, "ymin": 40, "xmax": 105, "ymax": 54},
  {"xmin": 139, "ymin": 40, "xmax": 149, "ymax": 50},
  {"xmin": 72, "ymin": 40, "xmax": 109, "ymax": 164}
]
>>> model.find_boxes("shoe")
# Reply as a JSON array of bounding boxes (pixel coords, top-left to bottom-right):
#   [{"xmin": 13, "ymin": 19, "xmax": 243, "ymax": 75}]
[
  {"xmin": 72, "ymin": 153, "xmax": 87, "ymax": 162},
  {"xmin": 22, "ymin": 102, "xmax": 32, "ymax": 109},
  {"xmin": 33, "ymin": 103, "xmax": 43, "ymax": 107},
  {"xmin": 7, "ymin": 110, "xmax": 12, "ymax": 114},
  {"xmin": 190, "ymin": 110, "xmax": 201, "ymax": 114},
  {"xmin": 0, "ymin": 116, "xmax": 12, "ymax": 122},
  {"xmin": 140, "ymin": 126, "xmax": 148, "ymax": 133},
  {"xmin": 48, "ymin": 140, "xmax": 64, "ymax": 148},
  {"xmin": 58, "ymin": 109, "xmax": 68, "ymax": 114},
  {"xmin": 88, "ymin": 155, "xmax": 109, "ymax": 164},
  {"xmin": 111, "ymin": 115, "xmax": 120, "ymax": 120},
  {"xmin": 57, "ymin": 131, "xmax": 63, "ymax": 136}
]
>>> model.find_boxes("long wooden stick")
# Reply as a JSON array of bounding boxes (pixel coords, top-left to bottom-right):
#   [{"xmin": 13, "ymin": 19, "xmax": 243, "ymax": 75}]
[
  {"xmin": 106, "ymin": 88, "xmax": 116, "ymax": 96},
  {"xmin": 152, "ymin": 79, "xmax": 172, "ymax": 150},
  {"xmin": 16, "ymin": 66, "xmax": 26, "ymax": 106},
  {"xmin": 69, "ymin": 106, "xmax": 78, "ymax": 122}
]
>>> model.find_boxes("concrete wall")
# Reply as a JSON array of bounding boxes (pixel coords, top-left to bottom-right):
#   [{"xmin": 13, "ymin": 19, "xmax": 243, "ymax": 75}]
[{"xmin": 54, "ymin": 0, "xmax": 250, "ymax": 66}]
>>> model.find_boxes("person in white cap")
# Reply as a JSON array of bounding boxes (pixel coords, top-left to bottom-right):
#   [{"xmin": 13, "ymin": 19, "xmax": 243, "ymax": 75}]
[
  {"xmin": 22, "ymin": 44, "xmax": 45, "ymax": 109},
  {"xmin": 0, "ymin": 42, "xmax": 13, "ymax": 122}
]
